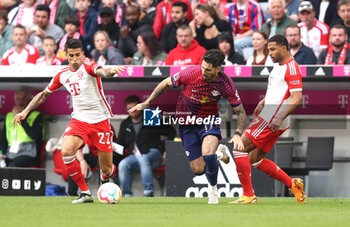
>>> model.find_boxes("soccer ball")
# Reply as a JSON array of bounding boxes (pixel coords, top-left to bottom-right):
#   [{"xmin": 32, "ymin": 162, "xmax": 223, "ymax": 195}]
[{"xmin": 97, "ymin": 182, "xmax": 122, "ymax": 204}]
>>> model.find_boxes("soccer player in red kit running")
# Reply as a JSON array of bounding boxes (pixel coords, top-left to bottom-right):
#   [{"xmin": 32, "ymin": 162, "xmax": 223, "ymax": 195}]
[
  {"xmin": 231, "ymin": 34, "xmax": 305, "ymax": 204},
  {"xmin": 12, "ymin": 39, "xmax": 125, "ymax": 204}
]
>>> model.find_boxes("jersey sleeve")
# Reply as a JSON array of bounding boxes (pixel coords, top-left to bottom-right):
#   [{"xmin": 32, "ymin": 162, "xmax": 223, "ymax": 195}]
[
  {"xmin": 222, "ymin": 75, "xmax": 242, "ymax": 107},
  {"xmin": 46, "ymin": 71, "xmax": 63, "ymax": 93},
  {"xmin": 170, "ymin": 67, "xmax": 194, "ymax": 88},
  {"xmin": 83, "ymin": 58, "xmax": 101, "ymax": 77},
  {"xmin": 285, "ymin": 61, "xmax": 303, "ymax": 92}
]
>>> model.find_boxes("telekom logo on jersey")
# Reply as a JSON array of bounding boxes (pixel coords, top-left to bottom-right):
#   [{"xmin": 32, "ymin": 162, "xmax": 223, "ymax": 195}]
[{"xmin": 69, "ymin": 83, "xmax": 81, "ymax": 96}]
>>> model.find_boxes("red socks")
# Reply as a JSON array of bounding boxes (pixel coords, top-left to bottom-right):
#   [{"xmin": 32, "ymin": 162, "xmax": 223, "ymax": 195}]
[
  {"xmin": 253, "ymin": 158, "xmax": 292, "ymax": 188},
  {"xmin": 101, "ymin": 163, "xmax": 116, "ymax": 181},
  {"xmin": 233, "ymin": 151, "xmax": 255, "ymax": 197},
  {"xmin": 63, "ymin": 156, "xmax": 89, "ymax": 192}
]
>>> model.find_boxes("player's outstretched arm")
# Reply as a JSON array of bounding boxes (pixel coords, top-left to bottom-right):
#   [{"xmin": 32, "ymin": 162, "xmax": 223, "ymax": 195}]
[
  {"xmin": 12, "ymin": 90, "xmax": 51, "ymax": 126},
  {"xmin": 228, "ymin": 103, "xmax": 247, "ymax": 151},
  {"xmin": 96, "ymin": 66, "xmax": 125, "ymax": 79},
  {"xmin": 129, "ymin": 77, "xmax": 173, "ymax": 113},
  {"xmin": 269, "ymin": 91, "xmax": 302, "ymax": 132}
]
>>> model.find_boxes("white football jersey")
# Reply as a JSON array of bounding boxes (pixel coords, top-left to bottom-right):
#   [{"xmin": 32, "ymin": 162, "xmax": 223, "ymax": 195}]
[
  {"xmin": 259, "ymin": 58, "xmax": 302, "ymax": 129},
  {"xmin": 46, "ymin": 58, "xmax": 113, "ymax": 124}
]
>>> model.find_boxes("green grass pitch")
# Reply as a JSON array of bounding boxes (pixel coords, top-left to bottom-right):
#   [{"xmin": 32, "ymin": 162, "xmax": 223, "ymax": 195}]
[{"xmin": 0, "ymin": 197, "xmax": 349, "ymax": 227}]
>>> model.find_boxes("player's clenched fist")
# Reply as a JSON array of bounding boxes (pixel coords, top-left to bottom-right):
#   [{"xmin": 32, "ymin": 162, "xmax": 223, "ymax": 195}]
[{"xmin": 128, "ymin": 102, "xmax": 149, "ymax": 114}]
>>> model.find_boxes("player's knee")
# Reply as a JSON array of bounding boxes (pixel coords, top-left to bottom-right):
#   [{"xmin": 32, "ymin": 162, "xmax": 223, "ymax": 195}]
[
  {"xmin": 61, "ymin": 148, "xmax": 75, "ymax": 157},
  {"xmin": 192, "ymin": 166, "xmax": 205, "ymax": 175}
]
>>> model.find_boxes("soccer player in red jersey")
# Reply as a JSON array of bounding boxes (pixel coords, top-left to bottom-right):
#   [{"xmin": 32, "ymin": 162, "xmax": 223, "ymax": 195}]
[
  {"xmin": 231, "ymin": 34, "xmax": 305, "ymax": 204},
  {"xmin": 130, "ymin": 49, "xmax": 248, "ymax": 204},
  {"xmin": 12, "ymin": 39, "xmax": 125, "ymax": 203}
]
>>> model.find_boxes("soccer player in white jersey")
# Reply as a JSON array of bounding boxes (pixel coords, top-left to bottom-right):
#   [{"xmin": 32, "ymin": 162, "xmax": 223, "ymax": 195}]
[
  {"xmin": 230, "ymin": 35, "xmax": 305, "ymax": 204},
  {"xmin": 12, "ymin": 39, "xmax": 125, "ymax": 203}
]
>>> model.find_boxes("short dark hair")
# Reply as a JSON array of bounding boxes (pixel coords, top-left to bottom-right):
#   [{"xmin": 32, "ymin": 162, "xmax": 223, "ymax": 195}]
[
  {"xmin": 35, "ymin": 4, "xmax": 51, "ymax": 17},
  {"xmin": 124, "ymin": 95, "xmax": 141, "ymax": 106},
  {"xmin": 13, "ymin": 25, "xmax": 26, "ymax": 34},
  {"xmin": 202, "ymin": 49, "xmax": 225, "ymax": 67},
  {"xmin": 43, "ymin": 36, "xmax": 56, "ymax": 42},
  {"xmin": 0, "ymin": 9, "xmax": 8, "ymax": 23},
  {"xmin": 268, "ymin": 34, "xmax": 289, "ymax": 48},
  {"xmin": 64, "ymin": 15, "xmax": 80, "ymax": 27},
  {"xmin": 338, "ymin": 0, "xmax": 350, "ymax": 10},
  {"xmin": 172, "ymin": 1, "xmax": 188, "ymax": 12},
  {"xmin": 65, "ymin": 39, "xmax": 83, "ymax": 51},
  {"xmin": 285, "ymin": 23, "xmax": 301, "ymax": 34},
  {"xmin": 331, "ymin": 24, "xmax": 347, "ymax": 34}
]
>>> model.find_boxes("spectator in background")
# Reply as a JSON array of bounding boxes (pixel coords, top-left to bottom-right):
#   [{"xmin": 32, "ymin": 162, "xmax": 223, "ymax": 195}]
[
  {"xmin": 2, "ymin": 25, "xmax": 40, "ymax": 65},
  {"xmin": 285, "ymin": 0, "xmax": 301, "ymax": 21},
  {"xmin": 246, "ymin": 30, "xmax": 274, "ymax": 65},
  {"xmin": 207, "ymin": 0, "xmax": 229, "ymax": 21},
  {"xmin": 137, "ymin": 0, "xmax": 156, "ymax": 24},
  {"xmin": 41, "ymin": 0, "xmax": 72, "ymax": 29},
  {"xmin": 286, "ymin": 24, "xmax": 317, "ymax": 64},
  {"xmin": 333, "ymin": 0, "xmax": 350, "ymax": 42},
  {"xmin": 99, "ymin": 0, "xmax": 126, "ymax": 27},
  {"xmin": 298, "ymin": 1, "xmax": 329, "ymax": 58},
  {"xmin": 318, "ymin": 24, "xmax": 350, "ymax": 65},
  {"xmin": 0, "ymin": 9, "xmax": 13, "ymax": 59},
  {"xmin": 97, "ymin": 7, "xmax": 120, "ymax": 48},
  {"xmin": 261, "ymin": 0, "xmax": 296, "ymax": 38},
  {"xmin": 118, "ymin": 4, "xmax": 152, "ymax": 64},
  {"xmin": 165, "ymin": 24, "xmax": 206, "ymax": 65},
  {"xmin": 309, "ymin": 0, "xmax": 339, "ymax": 26},
  {"xmin": 36, "ymin": 36, "xmax": 62, "ymax": 65},
  {"xmin": 91, "ymin": 31, "xmax": 124, "ymax": 65},
  {"xmin": 73, "ymin": 0, "xmax": 98, "ymax": 51},
  {"xmin": 118, "ymin": 95, "xmax": 176, "ymax": 197},
  {"xmin": 218, "ymin": 32, "xmax": 245, "ymax": 65},
  {"xmin": 190, "ymin": 4, "xmax": 231, "ymax": 50},
  {"xmin": 0, "ymin": 88, "xmax": 44, "ymax": 167},
  {"xmin": 227, "ymin": 0, "xmax": 265, "ymax": 56},
  {"xmin": 160, "ymin": 1, "xmax": 190, "ymax": 53},
  {"xmin": 8, "ymin": 0, "xmax": 37, "ymax": 29},
  {"xmin": 57, "ymin": 15, "xmax": 89, "ymax": 60},
  {"xmin": 153, "ymin": 0, "xmax": 193, "ymax": 39},
  {"xmin": 132, "ymin": 30, "xmax": 167, "ymax": 65},
  {"xmin": 27, "ymin": 4, "xmax": 64, "ymax": 56}
]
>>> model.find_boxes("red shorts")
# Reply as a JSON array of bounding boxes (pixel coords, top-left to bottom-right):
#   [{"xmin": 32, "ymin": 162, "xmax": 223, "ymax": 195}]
[
  {"xmin": 244, "ymin": 116, "xmax": 288, "ymax": 153},
  {"xmin": 63, "ymin": 118, "xmax": 113, "ymax": 152}
]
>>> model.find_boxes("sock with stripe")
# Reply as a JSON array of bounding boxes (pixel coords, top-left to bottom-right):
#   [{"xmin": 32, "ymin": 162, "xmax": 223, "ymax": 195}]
[
  {"xmin": 203, "ymin": 155, "xmax": 218, "ymax": 186},
  {"xmin": 101, "ymin": 163, "xmax": 116, "ymax": 181},
  {"xmin": 63, "ymin": 155, "xmax": 90, "ymax": 193},
  {"xmin": 253, "ymin": 158, "xmax": 292, "ymax": 188},
  {"xmin": 233, "ymin": 151, "xmax": 255, "ymax": 196}
]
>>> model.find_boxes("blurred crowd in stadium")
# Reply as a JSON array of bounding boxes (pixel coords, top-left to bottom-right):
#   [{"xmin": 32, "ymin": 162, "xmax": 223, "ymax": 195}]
[{"xmin": 1, "ymin": 0, "xmax": 350, "ymax": 66}]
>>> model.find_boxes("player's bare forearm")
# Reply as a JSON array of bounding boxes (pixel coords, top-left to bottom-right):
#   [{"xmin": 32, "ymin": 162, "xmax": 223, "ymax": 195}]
[
  {"xmin": 23, "ymin": 90, "xmax": 51, "ymax": 115},
  {"xmin": 96, "ymin": 66, "xmax": 125, "ymax": 79},
  {"xmin": 233, "ymin": 104, "xmax": 247, "ymax": 133},
  {"xmin": 145, "ymin": 77, "xmax": 173, "ymax": 105},
  {"xmin": 277, "ymin": 91, "xmax": 302, "ymax": 121}
]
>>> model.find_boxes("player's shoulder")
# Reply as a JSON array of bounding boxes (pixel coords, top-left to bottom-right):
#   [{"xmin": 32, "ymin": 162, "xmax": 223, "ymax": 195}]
[
  {"xmin": 181, "ymin": 65, "xmax": 201, "ymax": 76},
  {"xmin": 286, "ymin": 58, "xmax": 301, "ymax": 76},
  {"xmin": 2, "ymin": 47, "xmax": 16, "ymax": 59},
  {"xmin": 55, "ymin": 66, "xmax": 70, "ymax": 76},
  {"xmin": 83, "ymin": 57, "xmax": 96, "ymax": 66},
  {"xmin": 24, "ymin": 44, "xmax": 38, "ymax": 55}
]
